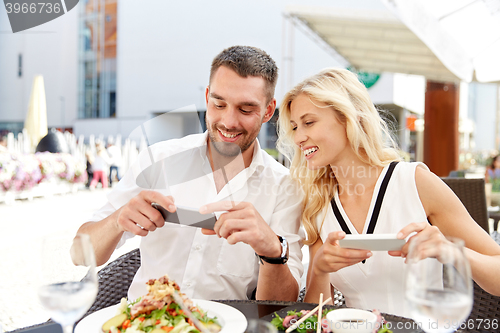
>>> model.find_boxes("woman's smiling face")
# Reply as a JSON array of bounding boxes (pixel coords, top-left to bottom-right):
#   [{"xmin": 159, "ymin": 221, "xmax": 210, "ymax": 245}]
[{"xmin": 290, "ymin": 93, "xmax": 350, "ymax": 169}]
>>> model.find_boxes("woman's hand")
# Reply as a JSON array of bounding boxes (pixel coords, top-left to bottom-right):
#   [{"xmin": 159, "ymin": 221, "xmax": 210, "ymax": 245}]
[
  {"xmin": 389, "ymin": 222, "xmax": 451, "ymax": 262},
  {"xmin": 312, "ymin": 231, "xmax": 372, "ymax": 275}
]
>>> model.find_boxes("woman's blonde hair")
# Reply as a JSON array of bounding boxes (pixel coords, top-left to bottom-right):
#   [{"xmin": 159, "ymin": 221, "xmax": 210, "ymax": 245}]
[{"xmin": 277, "ymin": 68, "xmax": 401, "ymax": 244}]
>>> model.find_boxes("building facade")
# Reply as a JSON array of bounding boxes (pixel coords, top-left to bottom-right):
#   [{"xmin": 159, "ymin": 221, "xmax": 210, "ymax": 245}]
[{"xmin": 1, "ymin": 0, "xmax": 497, "ymax": 156}]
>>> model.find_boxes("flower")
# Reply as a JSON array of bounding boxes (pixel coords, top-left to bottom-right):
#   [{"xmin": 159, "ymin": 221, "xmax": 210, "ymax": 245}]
[
  {"xmin": 36, "ymin": 152, "xmax": 56, "ymax": 181},
  {"xmin": 0, "ymin": 151, "xmax": 88, "ymax": 192},
  {"xmin": 0, "ymin": 152, "xmax": 42, "ymax": 191}
]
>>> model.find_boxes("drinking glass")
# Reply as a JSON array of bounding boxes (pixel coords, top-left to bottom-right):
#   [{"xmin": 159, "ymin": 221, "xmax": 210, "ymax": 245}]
[
  {"xmin": 405, "ymin": 236, "xmax": 473, "ymax": 333},
  {"xmin": 37, "ymin": 233, "xmax": 98, "ymax": 333}
]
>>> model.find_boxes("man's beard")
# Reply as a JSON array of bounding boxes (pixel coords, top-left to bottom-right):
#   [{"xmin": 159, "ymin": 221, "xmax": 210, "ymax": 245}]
[{"xmin": 207, "ymin": 124, "xmax": 255, "ymax": 157}]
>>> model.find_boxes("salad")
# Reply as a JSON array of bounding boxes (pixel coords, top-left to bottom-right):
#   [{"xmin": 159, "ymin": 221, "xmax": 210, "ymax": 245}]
[
  {"xmin": 101, "ymin": 275, "xmax": 221, "ymax": 333},
  {"xmin": 271, "ymin": 309, "xmax": 392, "ymax": 333}
]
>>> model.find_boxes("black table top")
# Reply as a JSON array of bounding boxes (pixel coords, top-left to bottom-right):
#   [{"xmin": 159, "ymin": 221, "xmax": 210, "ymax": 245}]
[
  {"xmin": 8, "ymin": 300, "xmax": 425, "ymax": 333},
  {"xmin": 216, "ymin": 300, "xmax": 424, "ymax": 333}
]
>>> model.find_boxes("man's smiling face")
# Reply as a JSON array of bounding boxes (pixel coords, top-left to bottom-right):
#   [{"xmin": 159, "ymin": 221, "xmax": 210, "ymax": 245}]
[{"xmin": 205, "ymin": 65, "xmax": 274, "ymax": 157}]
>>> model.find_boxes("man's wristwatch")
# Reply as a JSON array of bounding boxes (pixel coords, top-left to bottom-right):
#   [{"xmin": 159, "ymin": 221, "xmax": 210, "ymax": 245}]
[{"xmin": 256, "ymin": 235, "xmax": 289, "ymax": 265}]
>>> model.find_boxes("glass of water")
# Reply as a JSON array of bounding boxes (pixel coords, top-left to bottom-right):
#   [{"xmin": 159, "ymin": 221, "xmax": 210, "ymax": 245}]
[
  {"xmin": 38, "ymin": 233, "xmax": 98, "ymax": 333},
  {"xmin": 405, "ymin": 236, "xmax": 473, "ymax": 333}
]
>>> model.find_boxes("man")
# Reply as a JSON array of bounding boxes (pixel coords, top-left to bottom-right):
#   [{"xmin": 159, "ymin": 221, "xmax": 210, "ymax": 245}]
[
  {"xmin": 0, "ymin": 135, "xmax": 7, "ymax": 152},
  {"xmin": 106, "ymin": 141, "xmax": 122, "ymax": 186},
  {"xmin": 76, "ymin": 46, "xmax": 303, "ymax": 302}
]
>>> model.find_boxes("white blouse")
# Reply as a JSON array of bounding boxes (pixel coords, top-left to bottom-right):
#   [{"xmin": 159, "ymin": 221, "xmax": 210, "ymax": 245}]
[{"xmin": 317, "ymin": 162, "xmax": 429, "ymax": 317}]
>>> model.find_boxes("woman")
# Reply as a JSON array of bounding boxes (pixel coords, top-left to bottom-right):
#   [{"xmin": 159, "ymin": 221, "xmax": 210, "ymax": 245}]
[
  {"xmin": 485, "ymin": 154, "xmax": 500, "ymax": 184},
  {"xmin": 277, "ymin": 68, "xmax": 500, "ymax": 317},
  {"xmin": 89, "ymin": 142, "xmax": 111, "ymax": 189}
]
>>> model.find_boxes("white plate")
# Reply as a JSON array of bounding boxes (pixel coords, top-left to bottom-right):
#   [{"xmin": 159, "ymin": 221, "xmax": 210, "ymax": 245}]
[{"xmin": 75, "ymin": 299, "xmax": 247, "ymax": 333}]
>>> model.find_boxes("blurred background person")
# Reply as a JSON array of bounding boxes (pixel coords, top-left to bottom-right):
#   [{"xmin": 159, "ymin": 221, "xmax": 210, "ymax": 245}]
[
  {"xmin": 485, "ymin": 154, "xmax": 500, "ymax": 206},
  {"xmin": 89, "ymin": 141, "xmax": 110, "ymax": 189},
  {"xmin": 0, "ymin": 135, "xmax": 7, "ymax": 152},
  {"xmin": 106, "ymin": 141, "xmax": 122, "ymax": 186},
  {"xmin": 485, "ymin": 155, "xmax": 500, "ymax": 185},
  {"xmin": 85, "ymin": 149, "xmax": 94, "ymax": 188}
]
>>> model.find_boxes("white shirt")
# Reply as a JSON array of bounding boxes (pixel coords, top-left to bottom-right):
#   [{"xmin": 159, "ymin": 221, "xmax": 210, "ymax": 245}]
[
  {"xmin": 318, "ymin": 162, "xmax": 431, "ymax": 317},
  {"xmin": 91, "ymin": 132, "xmax": 304, "ymax": 301},
  {"xmin": 92, "ymin": 151, "xmax": 110, "ymax": 172},
  {"xmin": 107, "ymin": 145, "xmax": 122, "ymax": 167}
]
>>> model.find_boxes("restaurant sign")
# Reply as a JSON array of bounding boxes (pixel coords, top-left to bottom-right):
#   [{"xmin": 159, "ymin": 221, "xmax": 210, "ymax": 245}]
[{"xmin": 347, "ymin": 66, "xmax": 381, "ymax": 89}]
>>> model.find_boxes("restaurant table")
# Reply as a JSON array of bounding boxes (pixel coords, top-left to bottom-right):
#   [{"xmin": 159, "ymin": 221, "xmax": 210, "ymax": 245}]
[
  {"xmin": 8, "ymin": 300, "xmax": 434, "ymax": 333},
  {"xmin": 216, "ymin": 300, "xmax": 427, "ymax": 333},
  {"xmin": 6, "ymin": 322, "xmax": 61, "ymax": 333}
]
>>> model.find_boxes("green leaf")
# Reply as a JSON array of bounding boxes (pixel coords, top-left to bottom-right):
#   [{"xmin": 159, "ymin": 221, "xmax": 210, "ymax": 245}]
[
  {"xmin": 270, "ymin": 312, "xmax": 285, "ymax": 330},
  {"xmin": 173, "ymin": 315, "xmax": 185, "ymax": 326},
  {"xmin": 151, "ymin": 306, "xmax": 167, "ymax": 320},
  {"xmin": 169, "ymin": 302, "xmax": 180, "ymax": 310},
  {"xmin": 377, "ymin": 324, "xmax": 393, "ymax": 333},
  {"xmin": 143, "ymin": 326, "xmax": 154, "ymax": 333}
]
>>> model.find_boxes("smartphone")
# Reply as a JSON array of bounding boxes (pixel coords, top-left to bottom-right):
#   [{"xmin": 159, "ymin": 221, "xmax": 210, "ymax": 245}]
[
  {"xmin": 151, "ymin": 203, "xmax": 217, "ymax": 230},
  {"xmin": 338, "ymin": 234, "xmax": 406, "ymax": 251}
]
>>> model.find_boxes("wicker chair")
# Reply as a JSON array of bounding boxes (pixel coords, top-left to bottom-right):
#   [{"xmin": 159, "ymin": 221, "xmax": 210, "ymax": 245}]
[
  {"xmin": 464, "ymin": 282, "xmax": 500, "ymax": 332},
  {"xmin": 440, "ymin": 178, "xmax": 500, "ymax": 331},
  {"xmin": 8, "ymin": 249, "xmax": 141, "ymax": 332},
  {"xmin": 441, "ymin": 177, "xmax": 489, "ymax": 233},
  {"xmin": 83, "ymin": 248, "xmax": 141, "ymax": 317},
  {"xmin": 297, "ymin": 287, "xmax": 345, "ymax": 306}
]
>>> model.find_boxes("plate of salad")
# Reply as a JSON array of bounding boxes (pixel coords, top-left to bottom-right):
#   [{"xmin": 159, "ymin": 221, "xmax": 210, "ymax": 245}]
[
  {"xmin": 263, "ymin": 303, "xmax": 393, "ymax": 333},
  {"xmin": 74, "ymin": 275, "xmax": 247, "ymax": 333}
]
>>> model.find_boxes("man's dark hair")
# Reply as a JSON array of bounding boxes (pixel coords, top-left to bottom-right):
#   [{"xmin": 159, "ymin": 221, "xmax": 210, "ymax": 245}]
[{"xmin": 209, "ymin": 45, "xmax": 278, "ymax": 102}]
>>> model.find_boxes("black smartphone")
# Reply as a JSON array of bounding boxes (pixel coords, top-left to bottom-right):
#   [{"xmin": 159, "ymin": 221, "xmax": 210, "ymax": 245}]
[{"xmin": 151, "ymin": 202, "xmax": 217, "ymax": 230}]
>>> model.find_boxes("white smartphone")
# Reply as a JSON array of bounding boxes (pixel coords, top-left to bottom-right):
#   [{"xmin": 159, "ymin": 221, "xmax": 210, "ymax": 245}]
[
  {"xmin": 338, "ymin": 234, "xmax": 406, "ymax": 251},
  {"xmin": 151, "ymin": 203, "xmax": 217, "ymax": 230}
]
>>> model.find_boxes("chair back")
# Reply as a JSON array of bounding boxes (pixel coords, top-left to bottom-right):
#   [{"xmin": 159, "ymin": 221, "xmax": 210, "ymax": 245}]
[
  {"xmin": 441, "ymin": 178, "xmax": 500, "ymax": 328},
  {"xmin": 465, "ymin": 282, "xmax": 500, "ymax": 330},
  {"xmin": 84, "ymin": 248, "xmax": 141, "ymax": 317},
  {"xmin": 441, "ymin": 178, "xmax": 489, "ymax": 233}
]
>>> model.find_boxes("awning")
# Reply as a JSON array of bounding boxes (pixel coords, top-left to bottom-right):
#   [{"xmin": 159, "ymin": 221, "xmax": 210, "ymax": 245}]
[
  {"xmin": 286, "ymin": 5, "xmax": 497, "ymax": 83},
  {"xmin": 382, "ymin": 0, "xmax": 500, "ymax": 83}
]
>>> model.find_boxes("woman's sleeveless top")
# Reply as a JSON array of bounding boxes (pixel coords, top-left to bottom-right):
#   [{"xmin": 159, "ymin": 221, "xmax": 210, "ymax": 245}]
[{"xmin": 317, "ymin": 162, "xmax": 428, "ymax": 317}]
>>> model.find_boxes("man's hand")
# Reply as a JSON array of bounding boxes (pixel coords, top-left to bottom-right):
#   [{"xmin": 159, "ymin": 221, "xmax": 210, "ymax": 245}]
[
  {"xmin": 115, "ymin": 190, "xmax": 176, "ymax": 237},
  {"xmin": 200, "ymin": 201, "xmax": 281, "ymax": 258}
]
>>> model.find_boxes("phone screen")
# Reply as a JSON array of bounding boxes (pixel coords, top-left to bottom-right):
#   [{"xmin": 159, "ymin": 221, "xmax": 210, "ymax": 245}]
[{"xmin": 151, "ymin": 203, "xmax": 217, "ymax": 230}]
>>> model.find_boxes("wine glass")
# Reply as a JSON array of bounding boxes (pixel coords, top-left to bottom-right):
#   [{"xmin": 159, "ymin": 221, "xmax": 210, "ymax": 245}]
[
  {"xmin": 37, "ymin": 233, "xmax": 98, "ymax": 333},
  {"xmin": 405, "ymin": 236, "xmax": 473, "ymax": 333}
]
